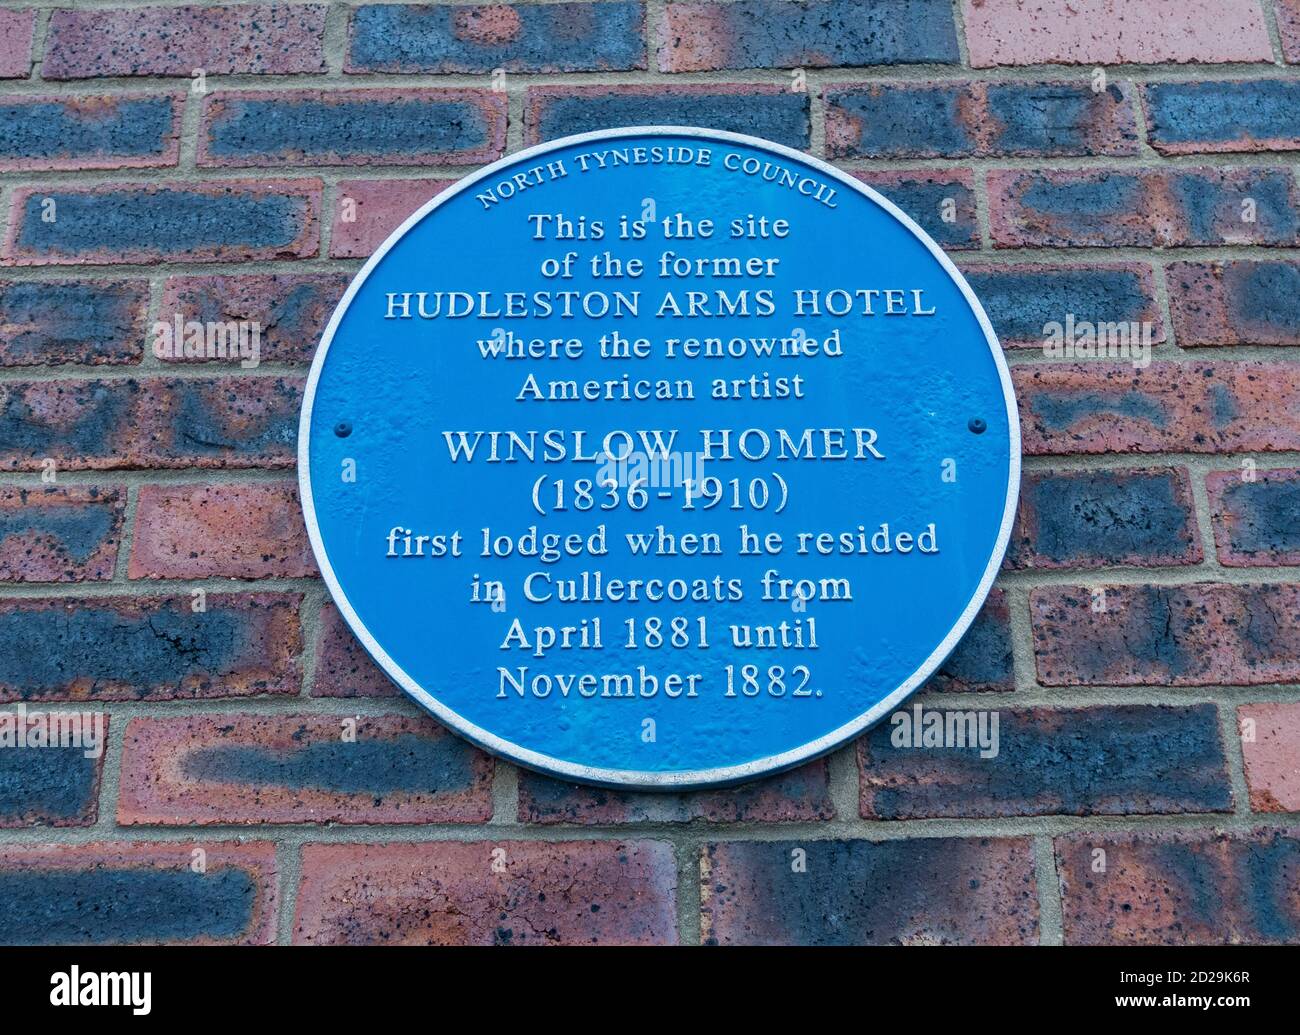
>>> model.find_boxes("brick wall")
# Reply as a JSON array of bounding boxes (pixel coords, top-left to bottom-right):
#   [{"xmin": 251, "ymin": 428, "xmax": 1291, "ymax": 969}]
[{"xmin": 1, "ymin": 0, "xmax": 1298, "ymax": 946}]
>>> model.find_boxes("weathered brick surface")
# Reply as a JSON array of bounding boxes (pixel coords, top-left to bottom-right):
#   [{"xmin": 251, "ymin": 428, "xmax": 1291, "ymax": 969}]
[
  {"xmin": 518, "ymin": 757, "xmax": 834, "ymax": 824},
  {"xmin": 311, "ymin": 602, "xmax": 399, "ymax": 698},
  {"xmin": 0, "ymin": 486, "xmax": 125, "ymax": 582},
  {"xmin": 659, "ymin": 0, "xmax": 959, "ymax": 72},
  {"xmin": 1031, "ymin": 583, "xmax": 1300, "ymax": 686},
  {"xmin": 962, "ymin": 0, "xmax": 1273, "ymax": 67},
  {"xmin": 0, "ymin": 279, "xmax": 149, "ymax": 366},
  {"xmin": 1, "ymin": 0, "xmax": 1298, "ymax": 949},
  {"xmin": 1007, "ymin": 468, "xmax": 1201, "ymax": 569},
  {"xmin": 44, "ymin": 5, "xmax": 327, "ymax": 78},
  {"xmin": 526, "ymin": 84, "xmax": 810, "ymax": 150},
  {"xmin": 1013, "ymin": 362, "xmax": 1300, "ymax": 455},
  {"xmin": 926, "ymin": 588, "xmax": 1014, "ymax": 692},
  {"xmin": 1056, "ymin": 830, "xmax": 1300, "ymax": 945},
  {"xmin": 119, "ymin": 714, "xmax": 493, "ymax": 825},
  {"xmin": 826, "ymin": 81, "xmax": 1135, "ymax": 158},
  {"xmin": 0, "ymin": 594, "xmax": 301, "ymax": 702},
  {"xmin": 860, "ymin": 704, "xmax": 1230, "ymax": 819},
  {"xmin": 962, "ymin": 263, "xmax": 1160, "ymax": 348},
  {"xmin": 854, "ymin": 171, "xmax": 979, "ymax": 251},
  {"xmin": 989, "ymin": 167, "xmax": 1300, "ymax": 248},
  {"xmin": 330, "ymin": 178, "xmax": 452, "ymax": 258},
  {"xmin": 0, "ymin": 711, "xmax": 106, "ymax": 827},
  {"xmin": 200, "ymin": 89, "xmax": 507, "ymax": 168},
  {"xmin": 129, "ymin": 482, "xmax": 315, "ymax": 580},
  {"xmin": 1281, "ymin": 0, "xmax": 1300, "ymax": 63},
  {"xmin": 0, "ymin": 379, "xmax": 141, "ymax": 470},
  {"xmin": 159, "ymin": 273, "xmax": 346, "ymax": 364},
  {"xmin": 0, "ymin": 377, "xmax": 301, "ymax": 471},
  {"xmin": 294, "ymin": 840, "xmax": 678, "ymax": 944},
  {"xmin": 348, "ymin": 2, "xmax": 646, "ymax": 73},
  {"xmin": 134, "ymin": 376, "xmax": 302, "ymax": 470},
  {"xmin": 1145, "ymin": 80, "xmax": 1300, "ymax": 155},
  {"xmin": 4, "ymin": 181, "xmax": 321, "ymax": 265},
  {"xmin": 1167, "ymin": 260, "xmax": 1300, "ymax": 347},
  {"xmin": 701, "ymin": 838, "xmax": 1038, "ymax": 945},
  {"xmin": 0, "ymin": 94, "xmax": 182, "ymax": 171},
  {"xmin": 1238, "ymin": 703, "xmax": 1300, "ymax": 812},
  {"xmin": 0, "ymin": 841, "xmax": 277, "ymax": 944},
  {"xmin": 1207, "ymin": 468, "xmax": 1300, "ymax": 566},
  {"xmin": 0, "ymin": 8, "xmax": 35, "ymax": 78}
]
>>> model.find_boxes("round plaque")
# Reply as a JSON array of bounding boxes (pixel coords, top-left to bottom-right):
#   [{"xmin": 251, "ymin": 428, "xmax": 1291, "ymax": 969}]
[{"xmin": 300, "ymin": 127, "xmax": 1019, "ymax": 787}]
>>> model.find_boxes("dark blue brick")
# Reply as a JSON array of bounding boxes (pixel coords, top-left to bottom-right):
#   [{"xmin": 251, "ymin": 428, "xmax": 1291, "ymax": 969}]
[
  {"xmin": 0, "ymin": 280, "xmax": 147, "ymax": 365},
  {"xmin": 661, "ymin": 0, "xmax": 959, "ymax": 71},
  {"xmin": 527, "ymin": 86, "xmax": 809, "ymax": 150},
  {"xmin": 349, "ymin": 2, "xmax": 646, "ymax": 73},
  {"xmin": 0, "ymin": 733, "xmax": 101, "ymax": 826},
  {"xmin": 11, "ymin": 183, "xmax": 318, "ymax": 263},
  {"xmin": 1146, "ymin": 79, "xmax": 1300, "ymax": 154},
  {"xmin": 0, "ymin": 95, "xmax": 177, "ymax": 169},
  {"xmin": 203, "ymin": 90, "xmax": 503, "ymax": 166},
  {"xmin": 182, "ymin": 733, "xmax": 477, "ymax": 796},
  {"xmin": 965, "ymin": 265, "xmax": 1158, "ymax": 347},
  {"xmin": 927, "ymin": 589, "xmax": 1013, "ymax": 691},
  {"xmin": 860, "ymin": 704, "xmax": 1232, "ymax": 818},
  {"xmin": 1011, "ymin": 468, "xmax": 1200, "ymax": 568}
]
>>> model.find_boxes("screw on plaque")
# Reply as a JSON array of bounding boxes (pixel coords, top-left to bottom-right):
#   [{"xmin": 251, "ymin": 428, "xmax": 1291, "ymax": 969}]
[
  {"xmin": 334, "ymin": 421, "xmax": 352, "ymax": 438},
  {"xmin": 968, "ymin": 417, "xmax": 986, "ymax": 434}
]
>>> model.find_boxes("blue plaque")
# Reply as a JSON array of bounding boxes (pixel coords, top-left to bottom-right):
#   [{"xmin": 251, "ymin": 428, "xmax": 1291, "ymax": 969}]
[{"xmin": 300, "ymin": 127, "xmax": 1019, "ymax": 787}]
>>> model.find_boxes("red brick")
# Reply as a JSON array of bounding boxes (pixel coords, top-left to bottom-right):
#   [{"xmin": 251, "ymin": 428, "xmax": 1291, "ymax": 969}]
[
  {"xmin": 1013, "ymin": 362, "xmax": 1300, "ymax": 455},
  {"xmin": 1056, "ymin": 829, "xmax": 1300, "ymax": 945},
  {"xmin": 1208, "ymin": 468, "xmax": 1300, "ymax": 566},
  {"xmin": 0, "ymin": 593, "xmax": 301, "ymax": 702},
  {"xmin": 159, "ymin": 273, "xmax": 346, "ymax": 365},
  {"xmin": 311, "ymin": 602, "xmax": 398, "ymax": 698},
  {"xmin": 0, "ymin": 9, "xmax": 35, "ymax": 78},
  {"xmin": 1007, "ymin": 468, "xmax": 1201, "ymax": 569},
  {"xmin": 0, "ymin": 279, "xmax": 149, "ymax": 366},
  {"xmin": 859, "ymin": 704, "xmax": 1230, "ymax": 819},
  {"xmin": 4, "ymin": 180, "xmax": 321, "ymax": 266},
  {"xmin": 0, "ymin": 94, "xmax": 182, "ymax": 171},
  {"xmin": 518, "ymin": 758, "xmax": 834, "ymax": 824},
  {"xmin": 329, "ymin": 178, "xmax": 452, "ymax": 258},
  {"xmin": 134, "ymin": 376, "xmax": 302, "ymax": 470},
  {"xmin": 198, "ymin": 88, "xmax": 506, "ymax": 168},
  {"xmin": 1278, "ymin": 0, "xmax": 1300, "ymax": 63},
  {"xmin": 0, "ymin": 841, "xmax": 277, "ymax": 944},
  {"xmin": 1168, "ymin": 260, "xmax": 1300, "ymax": 346},
  {"xmin": 294, "ymin": 841, "xmax": 678, "ymax": 945},
  {"xmin": 989, "ymin": 167, "xmax": 1300, "ymax": 248},
  {"xmin": 119, "ymin": 714, "xmax": 493, "ymax": 825},
  {"xmin": 701, "ymin": 838, "xmax": 1037, "ymax": 945},
  {"xmin": 826, "ymin": 80, "xmax": 1136, "ymax": 158},
  {"xmin": 0, "ymin": 485, "xmax": 125, "ymax": 582},
  {"xmin": 43, "ymin": 5, "xmax": 327, "ymax": 78},
  {"xmin": 1031, "ymin": 583, "xmax": 1300, "ymax": 686},
  {"xmin": 129, "ymin": 482, "xmax": 315, "ymax": 580},
  {"xmin": 962, "ymin": 0, "xmax": 1272, "ymax": 67},
  {"xmin": 1238, "ymin": 703, "xmax": 1300, "ymax": 812}
]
